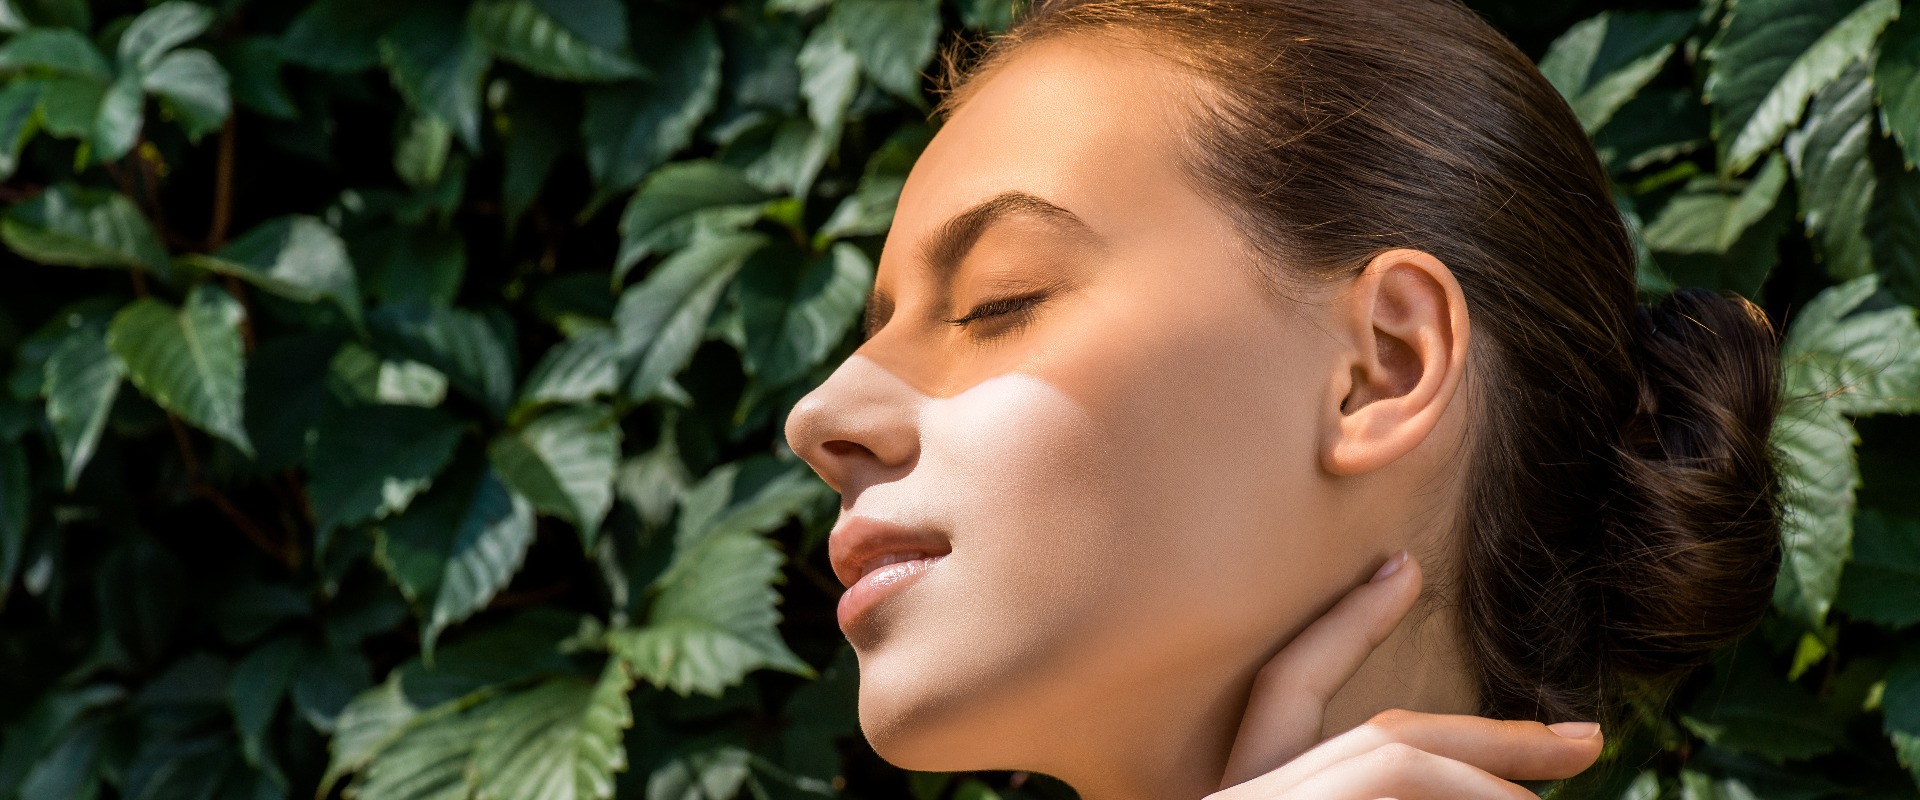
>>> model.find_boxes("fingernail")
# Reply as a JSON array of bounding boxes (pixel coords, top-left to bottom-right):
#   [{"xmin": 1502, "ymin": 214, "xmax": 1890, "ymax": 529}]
[
  {"xmin": 1548, "ymin": 721, "xmax": 1600, "ymax": 739},
  {"xmin": 1370, "ymin": 550, "xmax": 1409, "ymax": 582}
]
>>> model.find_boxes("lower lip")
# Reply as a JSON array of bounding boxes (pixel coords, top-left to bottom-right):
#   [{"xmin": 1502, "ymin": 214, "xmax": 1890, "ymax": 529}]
[{"xmin": 837, "ymin": 555, "xmax": 948, "ymax": 633}]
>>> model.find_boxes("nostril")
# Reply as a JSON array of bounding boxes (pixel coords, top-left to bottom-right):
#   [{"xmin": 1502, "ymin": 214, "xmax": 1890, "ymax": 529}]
[{"xmin": 822, "ymin": 440, "xmax": 869, "ymax": 459}]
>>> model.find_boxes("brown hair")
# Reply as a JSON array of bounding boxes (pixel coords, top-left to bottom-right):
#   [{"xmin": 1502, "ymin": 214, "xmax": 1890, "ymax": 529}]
[{"xmin": 936, "ymin": 0, "xmax": 1783, "ymax": 731}]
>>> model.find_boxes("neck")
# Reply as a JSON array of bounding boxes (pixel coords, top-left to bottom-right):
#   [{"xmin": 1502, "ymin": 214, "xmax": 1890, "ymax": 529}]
[{"xmin": 1043, "ymin": 599, "xmax": 1479, "ymax": 800}]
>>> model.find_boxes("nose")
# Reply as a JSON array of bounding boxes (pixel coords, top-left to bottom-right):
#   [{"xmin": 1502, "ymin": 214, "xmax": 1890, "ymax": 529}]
[{"xmin": 784, "ymin": 353, "xmax": 923, "ymax": 497}]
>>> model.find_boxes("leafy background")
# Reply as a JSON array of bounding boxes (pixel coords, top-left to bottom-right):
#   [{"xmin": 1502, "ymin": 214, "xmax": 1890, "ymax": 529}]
[{"xmin": 0, "ymin": 0, "xmax": 1915, "ymax": 798}]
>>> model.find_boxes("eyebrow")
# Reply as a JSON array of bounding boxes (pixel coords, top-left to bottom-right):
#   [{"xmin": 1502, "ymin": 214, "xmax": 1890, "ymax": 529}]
[{"xmin": 864, "ymin": 190, "xmax": 1101, "ymax": 339}]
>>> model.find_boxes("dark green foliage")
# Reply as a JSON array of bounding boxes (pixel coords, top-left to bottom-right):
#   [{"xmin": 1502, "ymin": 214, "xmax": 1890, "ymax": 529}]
[{"xmin": 0, "ymin": 1, "xmax": 1913, "ymax": 799}]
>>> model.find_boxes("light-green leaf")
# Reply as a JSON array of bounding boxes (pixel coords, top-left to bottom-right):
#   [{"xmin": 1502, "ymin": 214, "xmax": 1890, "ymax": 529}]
[
  {"xmin": 608, "ymin": 530, "xmax": 811, "ymax": 696},
  {"xmin": 1704, "ymin": 0, "xmax": 1900, "ymax": 176},
  {"xmin": 615, "ymin": 160, "xmax": 772, "ymax": 282},
  {"xmin": 185, "ymin": 215, "xmax": 362, "ymax": 326},
  {"xmin": 469, "ymin": 663, "xmax": 635, "ymax": 800},
  {"xmin": 375, "ymin": 464, "xmax": 536, "ymax": 655},
  {"xmin": 468, "ymin": 0, "xmax": 643, "ymax": 82},
  {"xmin": 581, "ymin": 21, "xmax": 721, "ymax": 191},
  {"xmin": 740, "ymin": 242, "xmax": 873, "ymax": 388},
  {"xmin": 1640, "ymin": 155, "xmax": 1791, "ymax": 295},
  {"xmin": 490, "ymin": 405, "xmax": 621, "ymax": 544},
  {"xmin": 116, "ymin": 1, "xmax": 213, "ymax": 73},
  {"xmin": 1783, "ymin": 61, "xmax": 1876, "ymax": 281},
  {"xmin": 1771, "ymin": 275, "xmax": 1920, "ymax": 624},
  {"xmin": 517, "ymin": 328, "xmax": 620, "ymax": 411},
  {"xmin": 141, "ymin": 47, "xmax": 229, "ymax": 139},
  {"xmin": 107, "ymin": 285, "xmax": 252, "ymax": 456},
  {"xmin": 819, "ymin": 123, "xmax": 930, "ymax": 240},
  {"xmin": 1538, "ymin": 10, "xmax": 1695, "ymax": 133},
  {"xmin": 1, "ymin": 184, "xmax": 168, "ymax": 275},
  {"xmin": 616, "ymin": 233, "xmax": 767, "ymax": 403},
  {"xmin": 307, "ymin": 404, "xmax": 465, "ymax": 538},
  {"xmin": 0, "ymin": 28, "xmax": 109, "ymax": 77},
  {"xmin": 41, "ymin": 324, "xmax": 121, "ymax": 489}
]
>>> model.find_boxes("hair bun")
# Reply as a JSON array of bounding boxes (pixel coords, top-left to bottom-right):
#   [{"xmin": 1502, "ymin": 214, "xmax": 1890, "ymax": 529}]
[{"xmin": 1602, "ymin": 288, "xmax": 1783, "ymax": 678}]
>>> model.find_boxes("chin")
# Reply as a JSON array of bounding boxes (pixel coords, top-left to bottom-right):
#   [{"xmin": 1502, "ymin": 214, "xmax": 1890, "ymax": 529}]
[{"xmin": 851, "ymin": 644, "xmax": 1028, "ymax": 773}]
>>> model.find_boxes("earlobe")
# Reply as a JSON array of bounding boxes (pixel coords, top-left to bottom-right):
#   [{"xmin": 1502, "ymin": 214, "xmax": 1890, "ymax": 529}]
[{"xmin": 1322, "ymin": 249, "xmax": 1470, "ymax": 477}]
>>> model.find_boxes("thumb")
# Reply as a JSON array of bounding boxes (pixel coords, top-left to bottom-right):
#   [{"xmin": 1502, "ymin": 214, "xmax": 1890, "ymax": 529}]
[{"xmin": 1217, "ymin": 550, "xmax": 1423, "ymax": 789}]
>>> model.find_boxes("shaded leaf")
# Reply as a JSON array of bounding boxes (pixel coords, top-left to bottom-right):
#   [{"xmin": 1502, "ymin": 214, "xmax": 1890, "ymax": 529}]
[
  {"xmin": 142, "ymin": 47, "xmax": 229, "ymax": 139},
  {"xmin": 1875, "ymin": 145, "xmax": 1920, "ymax": 309},
  {"xmin": 308, "ymin": 404, "xmax": 465, "ymax": 537},
  {"xmin": 615, "ymin": 160, "xmax": 772, "ymax": 282},
  {"xmin": 1784, "ymin": 61, "xmax": 1875, "ymax": 281},
  {"xmin": 185, "ymin": 215, "xmax": 362, "ymax": 325},
  {"xmin": 469, "ymin": 0, "xmax": 643, "ymax": 82},
  {"xmin": 824, "ymin": 0, "xmax": 939, "ymax": 103},
  {"xmin": 518, "ymin": 328, "xmax": 620, "ymax": 410},
  {"xmin": 42, "ymin": 323, "xmax": 121, "ymax": 489},
  {"xmin": 381, "ymin": 3, "xmax": 489, "ymax": 150},
  {"xmin": 370, "ymin": 304, "xmax": 517, "ymax": 419},
  {"xmin": 1704, "ymin": 0, "xmax": 1898, "ymax": 176},
  {"xmin": 1641, "ymin": 155, "xmax": 1791, "ymax": 295},
  {"xmin": 581, "ymin": 21, "xmax": 722, "ymax": 191},
  {"xmin": 375, "ymin": 462, "xmax": 536, "ymax": 655},
  {"xmin": 0, "ymin": 445, "xmax": 23, "ymax": 608},
  {"xmin": 1538, "ymin": 10, "xmax": 1695, "ymax": 132},
  {"xmin": 819, "ymin": 123, "xmax": 930, "ymax": 239},
  {"xmin": 1683, "ymin": 651, "xmax": 1847, "ymax": 763},
  {"xmin": 117, "ymin": 1, "xmax": 214, "ymax": 73},
  {"xmin": 227, "ymin": 635, "xmax": 300, "ymax": 786},
  {"xmin": 2, "ymin": 184, "xmax": 168, "ymax": 274},
  {"xmin": 490, "ymin": 405, "xmax": 621, "ymax": 543},
  {"xmin": 1836, "ymin": 510, "xmax": 1920, "ymax": 628},
  {"xmin": 740, "ymin": 242, "xmax": 872, "ymax": 388},
  {"xmin": 107, "ymin": 285, "xmax": 252, "ymax": 456},
  {"xmin": 0, "ymin": 28, "xmax": 109, "ymax": 77},
  {"xmin": 1875, "ymin": 7, "xmax": 1920, "ymax": 167},
  {"xmin": 616, "ymin": 233, "xmax": 767, "ymax": 403}
]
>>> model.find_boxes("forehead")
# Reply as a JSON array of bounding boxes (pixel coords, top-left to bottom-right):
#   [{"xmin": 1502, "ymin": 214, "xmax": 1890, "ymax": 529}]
[{"xmin": 880, "ymin": 36, "xmax": 1199, "ymax": 283}]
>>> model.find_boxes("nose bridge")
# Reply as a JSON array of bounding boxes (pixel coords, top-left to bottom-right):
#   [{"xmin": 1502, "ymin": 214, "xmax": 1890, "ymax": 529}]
[{"xmin": 785, "ymin": 352, "xmax": 926, "ymax": 493}]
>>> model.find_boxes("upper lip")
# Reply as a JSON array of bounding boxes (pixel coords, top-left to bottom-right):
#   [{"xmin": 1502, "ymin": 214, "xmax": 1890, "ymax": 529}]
[{"xmin": 828, "ymin": 516, "xmax": 952, "ymax": 589}]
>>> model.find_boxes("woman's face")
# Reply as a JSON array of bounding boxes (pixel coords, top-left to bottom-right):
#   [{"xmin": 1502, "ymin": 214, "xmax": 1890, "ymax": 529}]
[{"xmin": 783, "ymin": 35, "xmax": 1405, "ymax": 790}]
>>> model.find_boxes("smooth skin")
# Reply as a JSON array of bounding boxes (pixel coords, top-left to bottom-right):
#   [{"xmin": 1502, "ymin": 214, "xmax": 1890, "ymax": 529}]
[{"xmin": 785, "ymin": 31, "xmax": 1603, "ymax": 800}]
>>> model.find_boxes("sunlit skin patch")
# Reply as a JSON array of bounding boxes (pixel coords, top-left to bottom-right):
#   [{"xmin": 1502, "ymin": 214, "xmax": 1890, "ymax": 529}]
[{"xmin": 784, "ymin": 33, "xmax": 1481, "ymax": 800}]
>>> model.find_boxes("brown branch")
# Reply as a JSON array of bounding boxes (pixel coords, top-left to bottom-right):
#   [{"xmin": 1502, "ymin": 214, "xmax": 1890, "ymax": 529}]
[
  {"xmin": 205, "ymin": 118, "xmax": 235, "ymax": 251},
  {"xmin": 165, "ymin": 414, "xmax": 202, "ymax": 478}
]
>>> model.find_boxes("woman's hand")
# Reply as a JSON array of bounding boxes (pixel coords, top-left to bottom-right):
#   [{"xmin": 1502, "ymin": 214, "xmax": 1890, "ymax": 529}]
[{"xmin": 1208, "ymin": 552, "xmax": 1605, "ymax": 798}]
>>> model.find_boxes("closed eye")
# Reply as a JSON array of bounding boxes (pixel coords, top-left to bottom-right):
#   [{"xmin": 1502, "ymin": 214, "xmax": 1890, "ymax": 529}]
[{"xmin": 944, "ymin": 292, "xmax": 1048, "ymax": 328}]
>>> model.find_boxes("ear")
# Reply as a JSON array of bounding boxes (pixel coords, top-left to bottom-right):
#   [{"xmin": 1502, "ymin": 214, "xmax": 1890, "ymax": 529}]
[{"xmin": 1322, "ymin": 249, "xmax": 1470, "ymax": 477}]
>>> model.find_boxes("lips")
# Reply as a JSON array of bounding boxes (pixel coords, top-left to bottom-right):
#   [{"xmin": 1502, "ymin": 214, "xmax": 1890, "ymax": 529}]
[{"xmin": 829, "ymin": 516, "xmax": 952, "ymax": 631}]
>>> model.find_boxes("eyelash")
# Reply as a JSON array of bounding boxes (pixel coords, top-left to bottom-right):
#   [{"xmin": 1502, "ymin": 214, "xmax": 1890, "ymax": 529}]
[{"xmin": 944, "ymin": 292, "xmax": 1048, "ymax": 337}]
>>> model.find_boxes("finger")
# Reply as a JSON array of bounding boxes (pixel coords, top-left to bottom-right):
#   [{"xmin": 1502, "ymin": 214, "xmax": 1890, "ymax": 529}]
[
  {"xmin": 1280, "ymin": 742, "xmax": 1542, "ymax": 800},
  {"xmin": 1260, "ymin": 709, "xmax": 1603, "ymax": 790},
  {"xmin": 1218, "ymin": 550, "xmax": 1422, "ymax": 788}
]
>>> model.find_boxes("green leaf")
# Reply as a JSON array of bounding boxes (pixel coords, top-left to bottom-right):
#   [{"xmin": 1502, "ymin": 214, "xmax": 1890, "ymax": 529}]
[
  {"xmin": 1878, "ymin": 10, "xmax": 1920, "ymax": 167},
  {"xmin": 142, "ymin": 48, "xmax": 230, "ymax": 139},
  {"xmin": 518, "ymin": 328, "xmax": 620, "ymax": 410},
  {"xmin": 1884, "ymin": 651, "xmax": 1920, "ymax": 786},
  {"xmin": 490, "ymin": 405, "xmax": 621, "ymax": 543},
  {"xmin": 42, "ymin": 323, "xmax": 121, "ymax": 489},
  {"xmin": 351, "ymin": 698, "xmax": 489, "ymax": 800},
  {"xmin": 0, "ymin": 444, "xmax": 24, "ymax": 609},
  {"xmin": 581, "ymin": 20, "xmax": 722, "ymax": 191},
  {"xmin": 228, "ymin": 635, "xmax": 300, "ymax": 786},
  {"xmin": 740, "ymin": 242, "xmax": 873, "ymax": 388},
  {"xmin": 615, "ymin": 160, "xmax": 773, "ymax": 282},
  {"xmin": 819, "ymin": 123, "xmax": 929, "ymax": 240},
  {"xmin": 308, "ymin": 404, "xmax": 465, "ymax": 537},
  {"xmin": 1835, "ymin": 510, "xmax": 1920, "ymax": 628},
  {"xmin": 469, "ymin": 0, "xmax": 643, "ymax": 82},
  {"xmin": 1640, "ymin": 155, "xmax": 1791, "ymax": 295},
  {"xmin": 90, "ymin": 71, "xmax": 142, "ymax": 161},
  {"xmin": 107, "ymin": 285, "xmax": 253, "ymax": 456},
  {"xmin": 469, "ymin": 663, "xmax": 635, "ymax": 800},
  {"xmin": 1771, "ymin": 275, "xmax": 1920, "ymax": 624},
  {"xmin": 35, "ymin": 75, "xmax": 105, "ymax": 140},
  {"xmin": 1682, "ymin": 652, "xmax": 1846, "ymax": 763},
  {"xmin": 117, "ymin": 1, "xmax": 214, "ymax": 73},
  {"xmin": 1784, "ymin": 61, "xmax": 1875, "ymax": 281},
  {"xmin": 370, "ymin": 304, "xmax": 517, "ymax": 419},
  {"xmin": 1594, "ymin": 87, "xmax": 1711, "ymax": 174},
  {"xmin": 281, "ymin": 0, "xmax": 404, "ymax": 72},
  {"xmin": 186, "ymin": 215, "xmax": 362, "ymax": 325},
  {"xmin": 1875, "ymin": 146, "xmax": 1920, "ymax": 309},
  {"xmin": 500, "ymin": 83, "xmax": 570, "ymax": 231},
  {"xmin": 375, "ymin": 462, "xmax": 536, "ymax": 655},
  {"xmin": 221, "ymin": 36, "xmax": 297, "ymax": 120},
  {"xmin": 1, "ymin": 184, "xmax": 168, "ymax": 274},
  {"xmin": 673, "ymin": 457, "xmax": 830, "ymax": 549},
  {"xmin": 616, "ymin": 233, "xmax": 767, "ymax": 403},
  {"xmin": 647, "ymin": 743, "xmax": 752, "ymax": 800},
  {"xmin": 1537, "ymin": 10, "xmax": 1694, "ymax": 133},
  {"xmin": 796, "ymin": 26, "xmax": 859, "ymax": 169},
  {"xmin": 0, "ymin": 28, "xmax": 107, "ymax": 77},
  {"xmin": 381, "ymin": 3, "xmax": 490, "ymax": 151},
  {"xmin": 824, "ymin": 0, "xmax": 939, "ymax": 103},
  {"xmin": 1704, "ymin": 0, "xmax": 1899, "ymax": 176},
  {"xmin": 608, "ymin": 529, "xmax": 811, "ymax": 696},
  {"xmin": 0, "ymin": 80, "xmax": 40, "ymax": 180}
]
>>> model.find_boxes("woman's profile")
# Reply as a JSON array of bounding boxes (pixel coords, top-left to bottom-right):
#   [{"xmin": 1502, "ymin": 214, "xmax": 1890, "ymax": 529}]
[{"xmin": 781, "ymin": 1, "xmax": 1783, "ymax": 797}]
